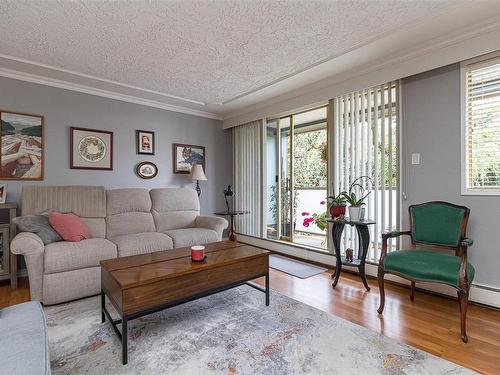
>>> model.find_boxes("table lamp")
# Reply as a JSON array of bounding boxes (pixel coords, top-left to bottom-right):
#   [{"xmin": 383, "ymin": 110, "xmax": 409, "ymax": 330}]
[{"xmin": 190, "ymin": 164, "xmax": 207, "ymax": 197}]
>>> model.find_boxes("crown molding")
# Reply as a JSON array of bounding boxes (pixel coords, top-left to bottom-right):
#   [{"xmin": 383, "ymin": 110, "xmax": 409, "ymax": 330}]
[
  {"xmin": 0, "ymin": 53, "xmax": 206, "ymax": 106},
  {"xmin": 222, "ymin": 12, "xmax": 500, "ymax": 128},
  {"xmin": 0, "ymin": 65, "xmax": 222, "ymax": 120}
]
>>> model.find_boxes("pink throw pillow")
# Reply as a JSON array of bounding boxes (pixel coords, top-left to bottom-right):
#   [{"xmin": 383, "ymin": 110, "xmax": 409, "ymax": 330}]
[{"xmin": 49, "ymin": 212, "xmax": 91, "ymax": 242}]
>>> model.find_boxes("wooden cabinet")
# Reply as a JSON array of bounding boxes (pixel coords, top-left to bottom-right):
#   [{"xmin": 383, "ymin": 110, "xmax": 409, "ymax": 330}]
[{"xmin": 0, "ymin": 203, "xmax": 18, "ymax": 288}]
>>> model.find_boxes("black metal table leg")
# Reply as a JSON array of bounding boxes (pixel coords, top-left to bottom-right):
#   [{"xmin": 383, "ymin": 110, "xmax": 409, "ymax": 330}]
[
  {"xmin": 101, "ymin": 291, "xmax": 106, "ymax": 323},
  {"xmin": 356, "ymin": 224, "xmax": 371, "ymax": 291},
  {"xmin": 265, "ymin": 272, "xmax": 270, "ymax": 306},
  {"xmin": 331, "ymin": 222, "xmax": 345, "ymax": 287},
  {"xmin": 122, "ymin": 316, "xmax": 128, "ymax": 365}
]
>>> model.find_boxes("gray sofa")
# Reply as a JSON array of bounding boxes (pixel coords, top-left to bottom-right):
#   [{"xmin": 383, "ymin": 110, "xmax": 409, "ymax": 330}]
[
  {"xmin": 0, "ymin": 301, "xmax": 50, "ymax": 374},
  {"xmin": 11, "ymin": 186, "xmax": 228, "ymax": 305}
]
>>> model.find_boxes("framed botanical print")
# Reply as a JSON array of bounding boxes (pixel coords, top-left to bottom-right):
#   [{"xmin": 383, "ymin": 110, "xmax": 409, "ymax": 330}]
[
  {"xmin": 0, "ymin": 110, "xmax": 44, "ymax": 180},
  {"xmin": 70, "ymin": 127, "xmax": 113, "ymax": 170},
  {"xmin": 136, "ymin": 130, "xmax": 155, "ymax": 155},
  {"xmin": 173, "ymin": 143, "xmax": 205, "ymax": 174}
]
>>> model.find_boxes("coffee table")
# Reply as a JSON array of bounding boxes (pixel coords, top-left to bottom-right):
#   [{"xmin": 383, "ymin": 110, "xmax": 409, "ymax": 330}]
[{"xmin": 100, "ymin": 241, "xmax": 270, "ymax": 364}]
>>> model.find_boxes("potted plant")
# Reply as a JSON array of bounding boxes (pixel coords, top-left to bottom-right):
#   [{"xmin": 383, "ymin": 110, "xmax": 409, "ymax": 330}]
[
  {"xmin": 326, "ymin": 193, "xmax": 347, "ymax": 218},
  {"xmin": 341, "ymin": 176, "xmax": 373, "ymax": 221}
]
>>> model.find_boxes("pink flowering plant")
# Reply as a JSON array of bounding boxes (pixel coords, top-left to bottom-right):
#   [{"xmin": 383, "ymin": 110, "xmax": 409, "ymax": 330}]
[{"xmin": 301, "ymin": 200, "xmax": 328, "ymax": 231}]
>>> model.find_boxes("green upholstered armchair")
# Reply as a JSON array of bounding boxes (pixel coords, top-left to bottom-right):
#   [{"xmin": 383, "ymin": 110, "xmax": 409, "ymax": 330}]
[{"xmin": 377, "ymin": 201, "xmax": 474, "ymax": 343}]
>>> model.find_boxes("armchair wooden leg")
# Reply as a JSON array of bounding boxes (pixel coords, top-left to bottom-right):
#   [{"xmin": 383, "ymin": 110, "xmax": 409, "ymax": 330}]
[
  {"xmin": 458, "ymin": 289, "xmax": 469, "ymax": 343},
  {"xmin": 410, "ymin": 281, "xmax": 416, "ymax": 301},
  {"xmin": 377, "ymin": 269, "xmax": 385, "ymax": 314}
]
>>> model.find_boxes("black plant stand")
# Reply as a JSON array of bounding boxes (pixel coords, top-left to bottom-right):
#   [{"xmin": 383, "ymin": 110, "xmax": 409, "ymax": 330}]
[{"xmin": 327, "ymin": 218, "xmax": 376, "ymax": 291}]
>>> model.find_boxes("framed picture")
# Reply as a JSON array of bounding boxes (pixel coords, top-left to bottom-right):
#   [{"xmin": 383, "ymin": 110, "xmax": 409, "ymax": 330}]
[
  {"xmin": 0, "ymin": 111, "xmax": 44, "ymax": 180},
  {"xmin": 136, "ymin": 161, "xmax": 158, "ymax": 179},
  {"xmin": 136, "ymin": 130, "xmax": 155, "ymax": 155},
  {"xmin": 173, "ymin": 143, "xmax": 205, "ymax": 174},
  {"xmin": 70, "ymin": 127, "xmax": 113, "ymax": 170},
  {"xmin": 0, "ymin": 184, "xmax": 6, "ymax": 203}
]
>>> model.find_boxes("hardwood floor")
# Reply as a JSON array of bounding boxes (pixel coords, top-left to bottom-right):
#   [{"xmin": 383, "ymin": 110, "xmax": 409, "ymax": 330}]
[{"xmin": 2, "ymin": 270, "xmax": 500, "ymax": 374}]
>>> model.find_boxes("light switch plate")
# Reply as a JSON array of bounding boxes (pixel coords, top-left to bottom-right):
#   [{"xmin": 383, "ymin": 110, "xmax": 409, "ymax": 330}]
[{"xmin": 411, "ymin": 153, "xmax": 420, "ymax": 165}]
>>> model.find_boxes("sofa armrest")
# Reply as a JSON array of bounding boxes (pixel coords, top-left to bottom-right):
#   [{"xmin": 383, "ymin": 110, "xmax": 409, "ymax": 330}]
[
  {"xmin": 11, "ymin": 232, "xmax": 45, "ymax": 301},
  {"xmin": 195, "ymin": 216, "xmax": 228, "ymax": 240}
]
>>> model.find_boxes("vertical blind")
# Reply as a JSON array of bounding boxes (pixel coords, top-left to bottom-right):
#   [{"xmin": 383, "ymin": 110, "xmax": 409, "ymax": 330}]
[
  {"xmin": 233, "ymin": 120, "xmax": 262, "ymax": 236},
  {"xmin": 332, "ymin": 81, "xmax": 400, "ymax": 262},
  {"xmin": 464, "ymin": 56, "xmax": 500, "ymax": 191}
]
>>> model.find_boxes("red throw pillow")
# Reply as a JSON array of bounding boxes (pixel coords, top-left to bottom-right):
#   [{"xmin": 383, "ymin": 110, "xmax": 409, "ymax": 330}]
[{"xmin": 48, "ymin": 212, "xmax": 91, "ymax": 242}]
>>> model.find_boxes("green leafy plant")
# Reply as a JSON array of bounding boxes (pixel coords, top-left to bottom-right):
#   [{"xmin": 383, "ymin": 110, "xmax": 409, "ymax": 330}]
[
  {"xmin": 341, "ymin": 176, "xmax": 373, "ymax": 207},
  {"xmin": 326, "ymin": 193, "xmax": 346, "ymax": 208}
]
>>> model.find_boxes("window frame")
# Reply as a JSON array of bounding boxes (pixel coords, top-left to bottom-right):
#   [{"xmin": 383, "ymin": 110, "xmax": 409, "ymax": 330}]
[{"xmin": 460, "ymin": 51, "xmax": 500, "ymax": 196}]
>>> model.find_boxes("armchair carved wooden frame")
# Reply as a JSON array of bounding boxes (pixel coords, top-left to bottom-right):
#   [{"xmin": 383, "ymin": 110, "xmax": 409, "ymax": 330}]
[{"xmin": 377, "ymin": 201, "xmax": 474, "ymax": 343}]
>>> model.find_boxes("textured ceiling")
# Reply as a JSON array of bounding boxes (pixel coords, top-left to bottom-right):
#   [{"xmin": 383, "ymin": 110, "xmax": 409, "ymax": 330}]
[{"xmin": 0, "ymin": 1, "xmax": 453, "ymax": 105}]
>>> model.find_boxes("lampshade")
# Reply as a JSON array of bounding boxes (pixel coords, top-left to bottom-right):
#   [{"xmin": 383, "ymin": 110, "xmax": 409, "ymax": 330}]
[{"xmin": 190, "ymin": 164, "xmax": 207, "ymax": 181}]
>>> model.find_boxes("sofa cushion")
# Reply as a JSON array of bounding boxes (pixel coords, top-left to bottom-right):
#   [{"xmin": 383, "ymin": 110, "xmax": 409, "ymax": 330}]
[
  {"xmin": 112, "ymin": 232, "xmax": 173, "ymax": 257},
  {"xmin": 106, "ymin": 188, "xmax": 156, "ymax": 238},
  {"xmin": 12, "ymin": 213, "xmax": 62, "ymax": 245},
  {"xmin": 21, "ymin": 185, "xmax": 106, "ymax": 218},
  {"xmin": 106, "ymin": 188, "xmax": 152, "ymax": 215},
  {"xmin": 81, "ymin": 218, "xmax": 106, "ymax": 238},
  {"xmin": 0, "ymin": 301, "xmax": 50, "ymax": 375},
  {"xmin": 151, "ymin": 188, "xmax": 200, "ymax": 231},
  {"xmin": 44, "ymin": 238, "xmax": 117, "ymax": 274},
  {"xmin": 49, "ymin": 212, "xmax": 91, "ymax": 242},
  {"xmin": 164, "ymin": 228, "xmax": 218, "ymax": 248}
]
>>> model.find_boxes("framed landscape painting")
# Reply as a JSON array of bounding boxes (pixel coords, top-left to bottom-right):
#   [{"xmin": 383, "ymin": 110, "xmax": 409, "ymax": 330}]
[
  {"xmin": 70, "ymin": 127, "xmax": 113, "ymax": 170},
  {"xmin": 173, "ymin": 143, "xmax": 205, "ymax": 174},
  {"xmin": 0, "ymin": 111, "xmax": 44, "ymax": 180}
]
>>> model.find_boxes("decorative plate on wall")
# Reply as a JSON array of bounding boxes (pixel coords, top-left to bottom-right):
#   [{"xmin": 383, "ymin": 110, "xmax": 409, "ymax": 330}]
[
  {"xmin": 136, "ymin": 161, "xmax": 158, "ymax": 179},
  {"xmin": 70, "ymin": 127, "xmax": 113, "ymax": 170}
]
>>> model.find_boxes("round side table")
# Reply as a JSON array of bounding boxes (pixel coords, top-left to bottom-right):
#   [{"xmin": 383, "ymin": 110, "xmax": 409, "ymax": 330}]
[{"xmin": 214, "ymin": 210, "xmax": 249, "ymax": 241}]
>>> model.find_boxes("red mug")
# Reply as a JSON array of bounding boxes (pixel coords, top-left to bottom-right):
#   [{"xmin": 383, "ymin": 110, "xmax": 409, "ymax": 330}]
[{"xmin": 191, "ymin": 245, "xmax": 206, "ymax": 262}]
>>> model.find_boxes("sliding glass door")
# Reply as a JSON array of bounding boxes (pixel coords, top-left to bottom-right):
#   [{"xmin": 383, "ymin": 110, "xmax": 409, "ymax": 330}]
[{"xmin": 266, "ymin": 107, "xmax": 328, "ymax": 250}]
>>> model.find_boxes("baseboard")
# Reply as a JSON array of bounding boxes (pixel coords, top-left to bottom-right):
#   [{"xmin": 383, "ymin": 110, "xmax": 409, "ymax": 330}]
[{"xmin": 238, "ymin": 234, "xmax": 500, "ymax": 309}]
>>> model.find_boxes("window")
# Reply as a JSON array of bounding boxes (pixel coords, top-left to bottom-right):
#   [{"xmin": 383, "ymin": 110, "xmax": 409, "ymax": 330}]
[{"xmin": 462, "ymin": 54, "xmax": 500, "ymax": 195}]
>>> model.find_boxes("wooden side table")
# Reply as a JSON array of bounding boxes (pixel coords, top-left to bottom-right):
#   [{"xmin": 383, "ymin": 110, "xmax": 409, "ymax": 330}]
[
  {"xmin": 327, "ymin": 218, "xmax": 375, "ymax": 291},
  {"xmin": 214, "ymin": 211, "xmax": 249, "ymax": 241},
  {"xmin": 0, "ymin": 203, "xmax": 18, "ymax": 288}
]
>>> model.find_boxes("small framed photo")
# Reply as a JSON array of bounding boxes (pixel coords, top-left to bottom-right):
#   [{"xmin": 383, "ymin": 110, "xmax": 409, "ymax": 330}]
[
  {"xmin": 173, "ymin": 143, "xmax": 205, "ymax": 174},
  {"xmin": 70, "ymin": 127, "xmax": 113, "ymax": 170},
  {"xmin": 136, "ymin": 161, "xmax": 158, "ymax": 179},
  {"xmin": 0, "ymin": 111, "xmax": 44, "ymax": 180},
  {"xmin": 0, "ymin": 184, "xmax": 6, "ymax": 203},
  {"xmin": 136, "ymin": 130, "xmax": 155, "ymax": 155}
]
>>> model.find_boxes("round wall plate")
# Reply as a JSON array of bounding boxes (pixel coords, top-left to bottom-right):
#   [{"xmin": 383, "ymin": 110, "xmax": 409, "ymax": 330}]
[{"xmin": 136, "ymin": 161, "xmax": 158, "ymax": 179}]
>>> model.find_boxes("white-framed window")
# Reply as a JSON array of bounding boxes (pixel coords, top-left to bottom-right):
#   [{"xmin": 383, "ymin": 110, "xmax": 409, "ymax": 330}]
[{"xmin": 461, "ymin": 52, "xmax": 500, "ymax": 195}]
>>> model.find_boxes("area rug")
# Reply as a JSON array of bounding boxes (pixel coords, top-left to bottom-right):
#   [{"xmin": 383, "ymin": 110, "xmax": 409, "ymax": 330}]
[
  {"xmin": 269, "ymin": 254, "xmax": 327, "ymax": 279},
  {"xmin": 45, "ymin": 286, "xmax": 475, "ymax": 374}
]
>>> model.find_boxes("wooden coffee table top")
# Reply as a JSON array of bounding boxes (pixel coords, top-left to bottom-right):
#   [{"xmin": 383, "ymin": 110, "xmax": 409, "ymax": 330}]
[{"xmin": 101, "ymin": 241, "xmax": 269, "ymax": 289}]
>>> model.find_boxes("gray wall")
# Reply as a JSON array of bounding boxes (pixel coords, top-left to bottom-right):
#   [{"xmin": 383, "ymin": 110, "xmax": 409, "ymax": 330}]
[
  {"xmin": 0, "ymin": 76, "xmax": 232, "ymax": 215},
  {"xmin": 402, "ymin": 64, "xmax": 499, "ymax": 288}
]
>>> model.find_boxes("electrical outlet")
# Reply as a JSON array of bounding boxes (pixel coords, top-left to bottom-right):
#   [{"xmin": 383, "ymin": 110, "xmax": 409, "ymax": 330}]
[{"xmin": 411, "ymin": 153, "xmax": 420, "ymax": 165}]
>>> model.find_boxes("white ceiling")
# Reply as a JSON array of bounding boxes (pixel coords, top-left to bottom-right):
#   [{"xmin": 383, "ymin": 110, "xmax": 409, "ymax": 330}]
[{"xmin": 0, "ymin": 1, "xmax": 499, "ymax": 119}]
